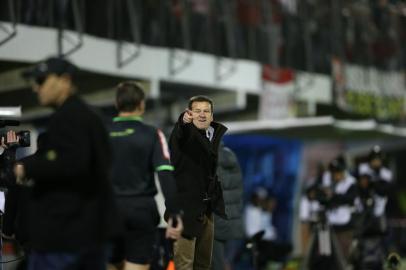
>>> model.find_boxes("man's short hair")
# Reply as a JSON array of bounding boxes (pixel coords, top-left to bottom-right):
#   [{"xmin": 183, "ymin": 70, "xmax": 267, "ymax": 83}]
[
  {"xmin": 115, "ymin": 81, "xmax": 145, "ymax": 112},
  {"xmin": 188, "ymin": 95, "xmax": 214, "ymax": 112}
]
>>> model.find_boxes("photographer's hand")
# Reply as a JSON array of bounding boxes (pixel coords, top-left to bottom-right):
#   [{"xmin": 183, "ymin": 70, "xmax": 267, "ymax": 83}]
[
  {"xmin": 165, "ymin": 215, "xmax": 183, "ymax": 240},
  {"xmin": 1, "ymin": 131, "xmax": 19, "ymax": 149}
]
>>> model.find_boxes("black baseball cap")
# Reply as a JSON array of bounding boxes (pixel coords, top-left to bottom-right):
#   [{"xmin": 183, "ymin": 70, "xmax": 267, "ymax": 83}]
[
  {"xmin": 21, "ymin": 57, "xmax": 78, "ymax": 82},
  {"xmin": 368, "ymin": 145, "xmax": 383, "ymax": 161},
  {"xmin": 329, "ymin": 157, "xmax": 346, "ymax": 173}
]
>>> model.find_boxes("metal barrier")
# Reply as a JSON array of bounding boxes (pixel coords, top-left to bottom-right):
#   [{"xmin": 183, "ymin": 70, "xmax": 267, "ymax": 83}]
[
  {"xmin": 115, "ymin": 0, "xmax": 142, "ymax": 68},
  {"xmin": 168, "ymin": 0, "xmax": 192, "ymax": 76},
  {"xmin": 214, "ymin": 0, "xmax": 237, "ymax": 82},
  {"xmin": 56, "ymin": 0, "xmax": 83, "ymax": 57},
  {"xmin": 0, "ymin": 0, "xmax": 17, "ymax": 46}
]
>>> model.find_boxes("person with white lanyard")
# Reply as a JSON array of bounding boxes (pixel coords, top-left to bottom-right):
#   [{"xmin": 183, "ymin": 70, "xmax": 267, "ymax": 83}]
[{"xmin": 323, "ymin": 157, "xmax": 357, "ymax": 261}]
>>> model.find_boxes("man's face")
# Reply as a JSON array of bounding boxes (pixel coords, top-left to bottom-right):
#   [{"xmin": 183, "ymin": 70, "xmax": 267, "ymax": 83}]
[
  {"xmin": 370, "ymin": 158, "xmax": 382, "ymax": 169},
  {"xmin": 359, "ymin": 176, "xmax": 370, "ymax": 189},
  {"xmin": 332, "ymin": 171, "xmax": 344, "ymax": 182},
  {"xmin": 190, "ymin": 101, "xmax": 213, "ymax": 130},
  {"xmin": 33, "ymin": 74, "xmax": 64, "ymax": 106}
]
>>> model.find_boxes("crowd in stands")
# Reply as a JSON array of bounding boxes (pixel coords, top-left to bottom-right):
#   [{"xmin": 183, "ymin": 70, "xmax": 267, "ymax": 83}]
[{"xmin": 1, "ymin": 0, "xmax": 405, "ymax": 73}]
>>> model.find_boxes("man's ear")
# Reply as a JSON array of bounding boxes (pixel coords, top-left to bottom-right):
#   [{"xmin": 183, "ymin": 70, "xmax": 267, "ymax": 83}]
[{"xmin": 139, "ymin": 100, "xmax": 146, "ymax": 113}]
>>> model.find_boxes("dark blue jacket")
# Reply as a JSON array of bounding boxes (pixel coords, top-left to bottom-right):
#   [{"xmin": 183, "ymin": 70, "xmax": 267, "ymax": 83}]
[{"xmin": 214, "ymin": 146, "xmax": 244, "ymax": 241}]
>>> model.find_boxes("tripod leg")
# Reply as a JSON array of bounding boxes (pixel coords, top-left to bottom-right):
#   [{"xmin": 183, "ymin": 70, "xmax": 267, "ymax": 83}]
[
  {"xmin": 0, "ymin": 214, "xmax": 3, "ymax": 270},
  {"xmin": 330, "ymin": 230, "xmax": 348, "ymax": 270},
  {"xmin": 301, "ymin": 229, "xmax": 317, "ymax": 270},
  {"xmin": 252, "ymin": 243, "xmax": 258, "ymax": 270}
]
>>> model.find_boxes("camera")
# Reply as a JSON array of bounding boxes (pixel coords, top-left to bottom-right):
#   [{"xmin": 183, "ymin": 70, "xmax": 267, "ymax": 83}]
[
  {"xmin": 0, "ymin": 107, "xmax": 30, "ymax": 148},
  {"xmin": 0, "ymin": 107, "xmax": 30, "ymax": 188},
  {"xmin": 0, "ymin": 130, "xmax": 31, "ymax": 148}
]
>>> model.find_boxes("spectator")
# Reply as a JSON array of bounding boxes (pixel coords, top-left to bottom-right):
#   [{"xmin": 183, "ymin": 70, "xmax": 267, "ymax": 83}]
[
  {"xmin": 189, "ymin": 0, "xmax": 211, "ymax": 53},
  {"xmin": 245, "ymin": 188, "xmax": 291, "ymax": 269},
  {"xmin": 236, "ymin": 0, "xmax": 262, "ymax": 60}
]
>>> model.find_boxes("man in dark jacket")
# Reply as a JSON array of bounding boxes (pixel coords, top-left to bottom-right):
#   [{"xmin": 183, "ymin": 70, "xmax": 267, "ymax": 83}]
[
  {"xmin": 169, "ymin": 95, "xmax": 227, "ymax": 270},
  {"xmin": 211, "ymin": 144, "xmax": 244, "ymax": 270},
  {"xmin": 14, "ymin": 57, "xmax": 118, "ymax": 270}
]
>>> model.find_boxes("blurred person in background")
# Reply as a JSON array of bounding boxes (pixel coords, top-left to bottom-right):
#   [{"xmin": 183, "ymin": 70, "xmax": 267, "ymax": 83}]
[
  {"xmin": 236, "ymin": 0, "xmax": 261, "ymax": 60},
  {"xmin": 211, "ymin": 143, "xmax": 244, "ymax": 270},
  {"xmin": 169, "ymin": 95, "xmax": 227, "ymax": 270},
  {"xmin": 299, "ymin": 162, "xmax": 325, "ymax": 254},
  {"xmin": 350, "ymin": 146, "xmax": 394, "ymax": 269},
  {"xmin": 141, "ymin": 0, "xmax": 162, "ymax": 46},
  {"xmin": 244, "ymin": 188, "xmax": 292, "ymax": 270},
  {"xmin": 357, "ymin": 145, "xmax": 393, "ymax": 219},
  {"xmin": 322, "ymin": 157, "xmax": 357, "ymax": 263},
  {"xmin": 14, "ymin": 57, "xmax": 119, "ymax": 270},
  {"xmin": 303, "ymin": 157, "xmax": 356, "ymax": 270},
  {"xmin": 189, "ymin": 0, "xmax": 211, "ymax": 53},
  {"xmin": 108, "ymin": 82, "xmax": 183, "ymax": 270},
  {"xmin": 244, "ymin": 188, "xmax": 275, "ymax": 240},
  {"xmin": 351, "ymin": 173, "xmax": 387, "ymax": 270}
]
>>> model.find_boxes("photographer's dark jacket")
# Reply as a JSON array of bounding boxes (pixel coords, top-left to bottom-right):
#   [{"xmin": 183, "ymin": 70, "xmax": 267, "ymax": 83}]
[
  {"xmin": 169, "ymin": 113, "xmax": 227, "ymax": 237},
  {"xmin": 214, "ymin": 145, "xmax": 244, "ymax": 241},
  {"xmin": 323, "ymin": 172, "xmax": 357, "ymax": 226},
  {"xmin": 358, "ymin": 162, "xmax": 392, "ymax": 217},
  {"xmin": 21, "ymin": 95, "xmax": 118, "ymax": 251}
]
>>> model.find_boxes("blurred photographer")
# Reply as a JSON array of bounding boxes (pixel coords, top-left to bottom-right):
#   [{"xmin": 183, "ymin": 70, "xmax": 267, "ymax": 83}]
[
  {"xmin": 350, "ymin": 146, "xmax": 393, "ymax": 270},
  {"xmin": 350, "ymin": 173, "xmax": 387, "ymax": 270},
  {"xmin": 244, "ymin": 188, "xmax": 291, "ymax": 270},
  {"xmin": 300, "ymin": 163, "xmax": 326, "ymax": 226},
  {"xmin": 323, "ymin": 158, "xmax": 357, "ymax": 261},
  {"xmin": 302, "ymin": 156, "xmax": 357, "ymax": 270},
  {"xmin": 357, "ymin": 145, "xmax": 393, "ymax": 219}
]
